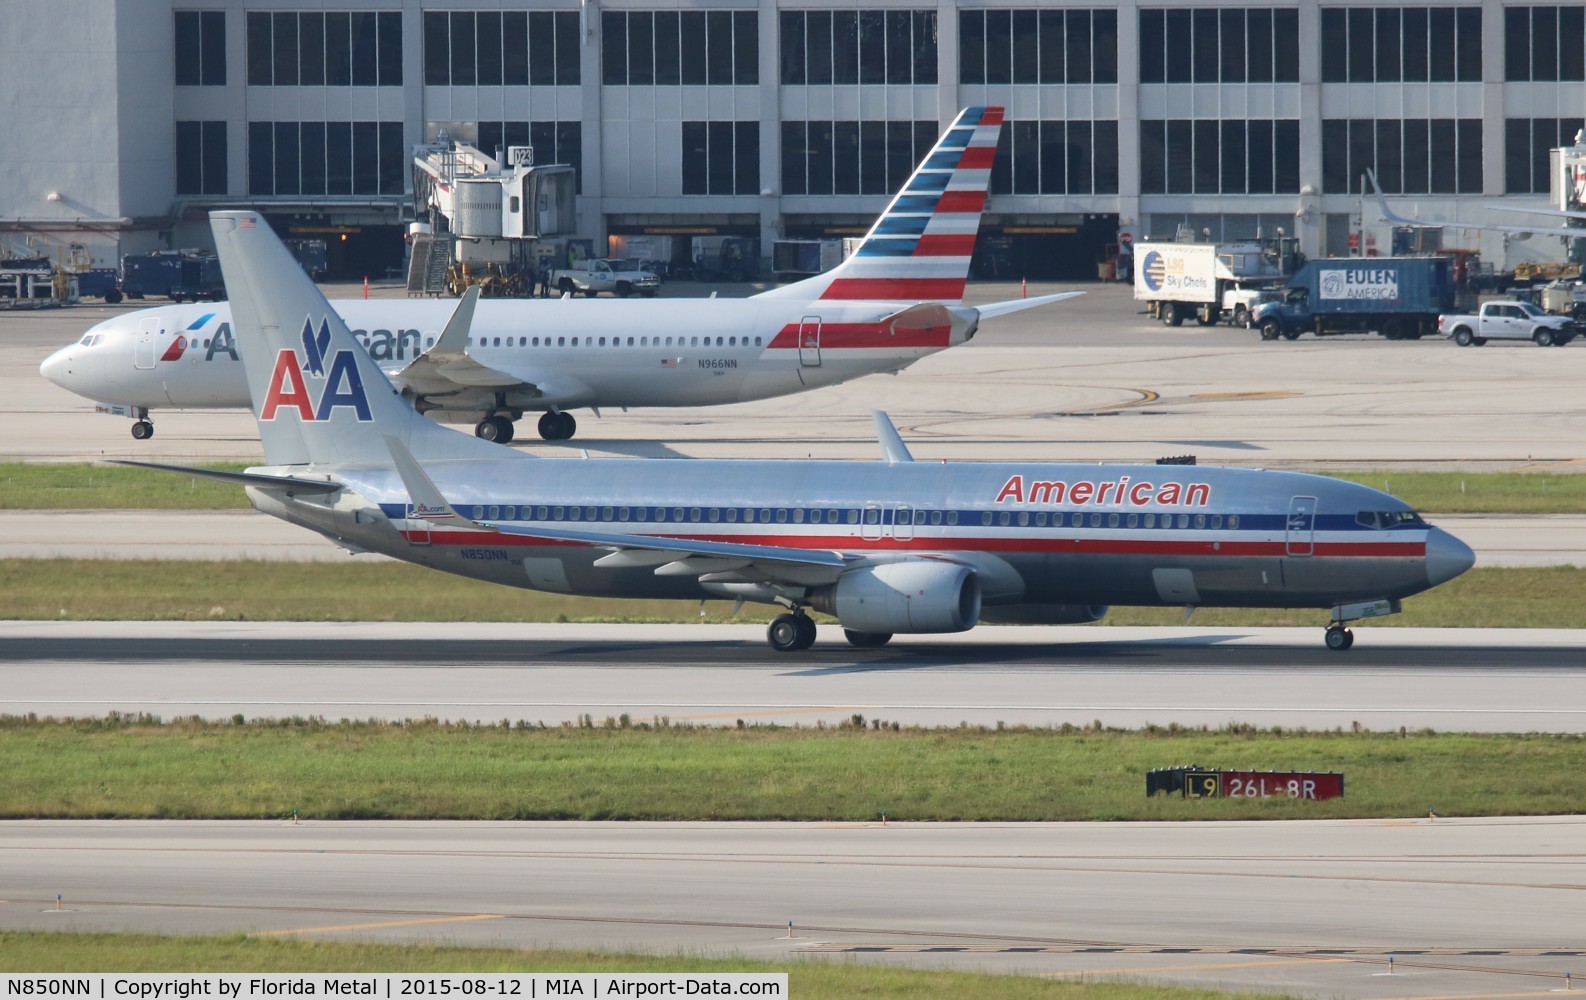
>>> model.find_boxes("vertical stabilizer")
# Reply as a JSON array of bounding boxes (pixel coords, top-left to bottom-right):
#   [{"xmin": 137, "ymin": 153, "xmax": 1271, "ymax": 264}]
[
  {"xmin": 209, "ymin": 211, "xmax": 510, "ymax": 466},
  {"xmin": 755, "ymin": 107, "xmax": 1004, "ymax": 305}
]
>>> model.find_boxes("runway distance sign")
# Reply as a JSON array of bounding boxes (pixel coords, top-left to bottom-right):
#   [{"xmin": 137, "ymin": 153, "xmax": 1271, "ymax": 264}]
[{"xmin": 1185, "ymin": 770, "xmax": 1344, "ymax": 800}]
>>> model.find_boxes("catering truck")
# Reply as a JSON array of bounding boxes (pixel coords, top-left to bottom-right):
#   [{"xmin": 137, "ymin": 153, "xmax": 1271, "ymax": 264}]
[
  {"xmin": 1133, "ymin": 238, "xmax": 1297, "ymax": 326},
  {"xmin": 1250, "ymin": 256, "xmax": 1454, "ymax": 341}
]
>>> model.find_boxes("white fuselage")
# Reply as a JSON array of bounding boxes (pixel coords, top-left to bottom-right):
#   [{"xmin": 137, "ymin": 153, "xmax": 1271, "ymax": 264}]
[{"xmin": 41, "ymin": 296, "xmax": 971, "ymax": 414}]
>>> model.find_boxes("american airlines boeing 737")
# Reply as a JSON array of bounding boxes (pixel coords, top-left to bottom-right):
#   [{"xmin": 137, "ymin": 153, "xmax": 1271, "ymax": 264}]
[
  {"xmin": 120, "ymin": 207, "xmax": 1476, "ymax": 653},
  {"xmin": 42, "ymin": 107, "xmax": 1077, "ymax": 444}
]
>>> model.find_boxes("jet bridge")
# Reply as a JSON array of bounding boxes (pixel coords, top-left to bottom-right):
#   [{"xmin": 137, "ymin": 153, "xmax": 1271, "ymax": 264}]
[{"xmin": 409, "ymin": 135, "xmax": 577, "ymax": 297}]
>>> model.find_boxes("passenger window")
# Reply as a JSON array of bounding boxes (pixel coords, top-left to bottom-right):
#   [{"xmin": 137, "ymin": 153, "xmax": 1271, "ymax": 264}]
[
  {"xmin": 1035, "ymin": 512, "xmax": 1047, "ymax": 527},
  {"xmin": 1177, "ymin": 514, "xmax": 1190, "ymax": 528},
  {"xmin": 1107, "ymin": 513, "xmax": 1119, "ymax": 528},
  {"xmin": 809, "ymin": 509, "xmax": 821, "ymax": 523},
  {"xmin": 709, "ymin": 508, "xmax": 720, "ymax": 522},
  {"xmin": 487, "ymin": 506, "xmax": 499, "ymax": 519},
  {"xmin": 558, "ymin": 336, "xmax": 566, "ymax": 346},
  {"xmin": 793, "ymin": 509, "xmax": 805, "ymax": 523},
  {"xmin": 981, "ymin": 512, "xmax": 993, "ymax": 526},
  {"xmin": 1228, "ymin": 515, "xmax": 1239, "ymax": 528},
  {"xmin": 998, "ymin": 511, "xmax": 1011, "ymax": 526},
  {"xmin": 599, "ymin": 337, "xmax": 606, "ymax": 347},
  {"xmin": 946, "ymin": 511, "xmax": 958, "ymax": 525},
  {"xmin": 1194, "ymin": 514, "xmax": 1206, "ymax": 529},
  {"xmin": 847, "ymin": 510, "xmax": 860, "ymax": 525},
  {"xmin": 553, "ymin": 506, "xmax": 564, "ymax": 520},
  {"xmin": 777, "ymin": 509, "xmax": 789, "ymax": 523},
  {"xmin": 673, "ymin": 507, "xmax": 685, "ymax": 521},
  {"xmin": 760, "ymin": 508, "xmax": 772, "ymax": 522},
  {"xmin": 472, "ymin": 506, "xmax": 484, "ymax": 519},
  {"xmin": 654, "ymin": 508, "xmax": 668, "ymax": 522},
  {"xmin": 689, "ymin": 508, "xmax": 701, "ymax": 522},
  {"xmin": 726, "ymin": 508, "xmax": 738, "ymax": 522},
  {"xmin": 1143, "ymin": 513, "xmax": 1155, "ymax": 528},
  {"xmin": 585, "ymin": 506, "xmax": 597, "ymax": 520},
  {"xmin": 744, "ymin": 509, "xmax": 756, "ymax": 523},
  {"xmin": 1089, "ymin": 513, "xmax": 1101, "ymax": 527},
  {"xmin": 1126, "ymin": 513, "xmax": 1138, "ymax": 528},
  {"xmin": 636, "ymin": 507, "xmax": 649, "ymax": 522},
  {"xmin": 619, "ymin": 507, "xmax": 630, "ymax": 520},
  {"xmin": 536, "ymin": 506, "xmax": 548, "ymax": 520},
  {"xmin": 931, "ymin": 511, "xmax": 943, "ymax": 525},
  {"xmin": 1211, "ymin": 515, "xmax": 1222, "ymax": 529},
  {"xmin": 1017, "ymin": 511, "xmax": 1029, "ymax": 526}
]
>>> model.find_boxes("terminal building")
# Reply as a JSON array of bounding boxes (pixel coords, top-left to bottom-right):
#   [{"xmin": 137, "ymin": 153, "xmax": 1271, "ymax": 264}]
[{"xmin": 2, "ymin": 0, "xmax": 1583, "ymax": 281}]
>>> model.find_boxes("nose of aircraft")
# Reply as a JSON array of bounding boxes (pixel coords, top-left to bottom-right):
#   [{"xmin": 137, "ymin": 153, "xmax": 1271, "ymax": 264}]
[
  {"xmin": 1426, "ymin": 526, "xmax": 1476, "ymax": 586},
  {"xmin": 39, "ymin": 344, "xmax": 75, "ymax": 388}
]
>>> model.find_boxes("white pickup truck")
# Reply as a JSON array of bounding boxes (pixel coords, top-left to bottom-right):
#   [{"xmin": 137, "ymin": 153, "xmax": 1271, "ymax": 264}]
[
  {"xmin": 1439, "ymin": 300, "xmax": 1577, "ymax": 347},
  {"xmin": 550, "ymin": 258, "xmax": 660, "ymax": 298}
]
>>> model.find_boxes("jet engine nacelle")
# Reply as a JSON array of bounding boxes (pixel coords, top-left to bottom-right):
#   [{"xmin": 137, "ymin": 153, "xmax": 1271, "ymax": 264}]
[
  {"xmin": 809, "ymin": 561, "xmax": 981, "ymax": 634},
  {"xmin": 978, "ymin": 604, "xmax": 1110, "ymax": 625}
]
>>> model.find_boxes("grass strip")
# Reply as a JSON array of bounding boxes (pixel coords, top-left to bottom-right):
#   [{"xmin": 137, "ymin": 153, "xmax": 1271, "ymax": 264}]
[
  {"xmin": 2, "ymin": 718, "xmax": 1582, "ymax": 821},
  {"xmin": 0, "ymin": 931, "xmax": 1277, "ymax": 1000},
  {"xmin": 6, "ymin": 463, "xmax": 1586, "ymax": 513},
  {"xmin": 0, "ymin": 462, "xmax": 249, "ymax": 509},
  {"xmin": 2, "ymin": 558, "xmax": 1583, "ymax": 627}
]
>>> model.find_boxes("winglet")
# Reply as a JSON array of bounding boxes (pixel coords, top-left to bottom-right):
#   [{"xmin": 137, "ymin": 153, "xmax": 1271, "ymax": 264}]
[
  {"xmin": 873, "ymin": 411, "xmax": 914, "ymax": 464},
  {"xmin": 383, "ymin": 434, "xmax": 497, "ymax": 531},
  {"xmin": 1366, "ymin": 168, "xmax": 1425, "ymax": 227},
  {"xmin": 423, "ymin": 285, "xmax": 482, "ymax": 358}
]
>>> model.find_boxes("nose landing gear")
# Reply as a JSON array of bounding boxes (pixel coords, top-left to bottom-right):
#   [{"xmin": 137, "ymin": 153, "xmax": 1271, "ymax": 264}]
[{"xmin": 1324, "ymin": 624, "xmax": 1354, "ymax": 651}]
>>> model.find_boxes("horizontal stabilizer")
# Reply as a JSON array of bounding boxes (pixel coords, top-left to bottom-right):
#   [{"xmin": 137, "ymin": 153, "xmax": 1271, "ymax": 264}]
[
  {"xmin": 975, "ymin": 290, "xmax": 1085, "ymax": 321},
  {"xmin": 109, "ymin": 460, "xmax": 342, "ymax": 493}
]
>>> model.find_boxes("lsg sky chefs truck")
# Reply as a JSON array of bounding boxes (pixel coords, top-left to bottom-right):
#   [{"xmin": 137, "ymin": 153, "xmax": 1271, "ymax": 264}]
[
  {"xmin": 1133, "ymin": 238, "xmax": 1299, "ymax": 327},
  {"xmin": 1250, "ymin": 256, "xmax": 1455, "ymax": 341}
]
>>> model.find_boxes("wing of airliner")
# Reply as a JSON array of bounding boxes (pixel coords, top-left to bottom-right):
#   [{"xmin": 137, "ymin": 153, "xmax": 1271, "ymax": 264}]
[{"xmin": 1367, "ymin": 168, "xmax": 1586, "ymax": 239}]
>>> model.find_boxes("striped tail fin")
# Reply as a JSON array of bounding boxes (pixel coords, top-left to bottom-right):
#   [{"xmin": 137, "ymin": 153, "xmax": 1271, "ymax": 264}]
[{"xmin": 756, "ymin": 106, "xmax": 1003, "ymax": 305}]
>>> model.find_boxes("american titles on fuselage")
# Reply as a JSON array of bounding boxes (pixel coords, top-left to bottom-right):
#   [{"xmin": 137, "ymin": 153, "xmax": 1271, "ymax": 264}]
[{"xmin": 994, "ymin": 474, "xmax": 1210, "ymax": 508}]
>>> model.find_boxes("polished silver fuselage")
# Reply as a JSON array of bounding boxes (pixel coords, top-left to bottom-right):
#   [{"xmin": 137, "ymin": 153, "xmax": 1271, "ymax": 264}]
[{"xmin": 250, "ymin": 456, "xmax": 1467, "ymax": 613}]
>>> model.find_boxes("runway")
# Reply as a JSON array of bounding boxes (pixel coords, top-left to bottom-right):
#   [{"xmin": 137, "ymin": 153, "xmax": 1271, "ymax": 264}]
[
  {"xmin": 3, "ymin": 817, "xmax": 1584, "ymax": 1000},
  {"xmin": 5, "ymin": 621, "xmax": 1586, "ymax": 730}
]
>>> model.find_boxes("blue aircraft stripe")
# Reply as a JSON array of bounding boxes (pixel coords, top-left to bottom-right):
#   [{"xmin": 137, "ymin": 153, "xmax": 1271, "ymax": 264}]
[
  {"xmin": 905, "ymin": 171, "xmax": 952, "ymax": 192},
  {"xmin": 873, "ymin": 216, "xmax": 931, "ymax": 236},
  {"xmin": 855, "ymin": 238, "xmax": 920, "ymax": 257},
  {"xmin": 923, "ymin": 150, "xmax": 962, "ymax": 171},
  {"xmin": 961, "ymin": 106, "xmax": 989, "ymax": 125},
  {"xmin": 187, "ymin": 313, "xmax": 216, "ymax": 330},
  {"xmin": 889, "ymin": 194, "xmax": 941, "ymax": 214},
  {"xmin": 938, "ymin": 128, "xmax": 975, "ymax": 150}
]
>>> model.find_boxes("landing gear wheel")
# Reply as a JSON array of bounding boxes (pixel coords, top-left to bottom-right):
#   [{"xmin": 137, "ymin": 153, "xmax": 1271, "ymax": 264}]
[
  {"xmin": 130, "ymin": 420, "xmax": 154, "ymax": 440},
  {"xmin": 843, "ymin": 629, "xmax": 893, "ymax": 648},
  {"xmin": 1324, "ymin": 625, "xmax": 1354, "ymax": 651},
  {"xmin": 793, "ymin": 614, "xmax": 817, "ymax": 649},
  {"xmin": 474, "ymin": 414, "xmax": 515, "ymax": 443},
  {"xmin": 537, "ymin": 411, "xmax": 577, "ymax": 441}
]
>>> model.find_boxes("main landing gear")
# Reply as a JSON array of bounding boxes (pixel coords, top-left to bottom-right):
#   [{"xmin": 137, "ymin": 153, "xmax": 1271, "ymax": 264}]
[
  {"xmin": 537, "ymin": 410, "xmax": 577, "ymax": 441},
  {"xmin": 767, "ymin": 611, "xmax": 818, "ymax": 652}
]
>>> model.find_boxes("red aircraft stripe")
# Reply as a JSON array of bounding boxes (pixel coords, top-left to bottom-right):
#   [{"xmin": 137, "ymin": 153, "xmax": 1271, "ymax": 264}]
[
  {"xmin": 159, "ymin": 336, "xmax": 188, "ymax": 362},
  {"xmin": 935, "ymin": 191, "xmax": 986, "ymax": 213},
  {"xmin": 765, "ymin": 321, "xmax": 951, "ymax": 350},
  {"xmin": 819, "ymin": 277, "xmax": 968, "ymax": 301},
  {"xmin": 957, "ymin": 146, "xmax": 996, "ymax": 171},
  {"xmin": 979, "ymin": 107, "xmax": 1005, "ymax": 127},
  {"xmin": 401, "ymin": 528, "xmax": 1427, "ymax": 561},
  {"xmin": 913, "ymin": 234, "xmax": 978, "ymax": 256}
]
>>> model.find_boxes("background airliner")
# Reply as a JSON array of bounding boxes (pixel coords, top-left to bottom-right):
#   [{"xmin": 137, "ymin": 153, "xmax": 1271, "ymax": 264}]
[
  {"xmin": 125, "ymin": 207, "xmax": 1476, "ymax": 654},
  {"xmin": 42, "ymin": 106, "xmax": 1076, "ymax": 444}
]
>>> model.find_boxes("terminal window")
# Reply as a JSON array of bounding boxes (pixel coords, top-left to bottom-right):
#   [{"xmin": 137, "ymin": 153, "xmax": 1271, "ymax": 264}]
[{"xmin": 174, "ymin": 10, "xmax": 226, "ymax": 86}]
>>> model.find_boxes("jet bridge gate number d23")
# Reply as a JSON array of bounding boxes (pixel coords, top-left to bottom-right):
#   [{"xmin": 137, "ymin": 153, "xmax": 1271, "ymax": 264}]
[{"xmin": 1147, "ymin": 767, "xmax": 1345, "ymax": 800}]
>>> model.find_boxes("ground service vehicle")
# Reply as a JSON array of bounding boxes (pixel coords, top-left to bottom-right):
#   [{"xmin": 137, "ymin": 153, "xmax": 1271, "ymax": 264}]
[
  {"xmin": 120, "ymin": 251, "xmax": 226, "ymax": 302},
  {"xmin": 1439, "ymin": 301, "xmax": 1576, "ymax": 346},
  {"xmin": 1251, "ymin": 257, "xmax": 1454, "ymax": 341},
  {"xmin": 1133, "ymin": 239, "xmax": 1297, "ymax": 326},
  {"xmin": 549, "ymin": 258, "xmax": 660, "ymax": 297}
]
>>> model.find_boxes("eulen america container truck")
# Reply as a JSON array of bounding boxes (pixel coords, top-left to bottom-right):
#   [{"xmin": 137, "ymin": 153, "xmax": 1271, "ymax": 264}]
[{"xmin": 1250, "ymin": 256, "xmax": 1454, "ymax": 341}]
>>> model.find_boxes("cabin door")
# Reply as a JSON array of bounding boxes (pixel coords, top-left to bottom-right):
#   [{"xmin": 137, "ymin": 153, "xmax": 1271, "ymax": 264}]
[
  {"xmin": 798, "ymin": 316, "xmax": 821, "ymax": 366},
  {"xmin": 1285, "ymin": 495, "xmax": 1316, "ymax": 556}
]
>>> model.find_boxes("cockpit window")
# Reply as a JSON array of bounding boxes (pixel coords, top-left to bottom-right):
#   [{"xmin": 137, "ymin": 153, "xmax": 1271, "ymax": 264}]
[{"xmin": 1356, "ymin": 509, "xmax": 1424, "ymax": 529}]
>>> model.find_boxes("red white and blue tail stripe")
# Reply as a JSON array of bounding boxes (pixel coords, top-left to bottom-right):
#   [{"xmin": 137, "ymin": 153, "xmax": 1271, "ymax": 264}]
[{"xmin": 756, "ymin": 107, "xmax": 1003, "ymax": 305}]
